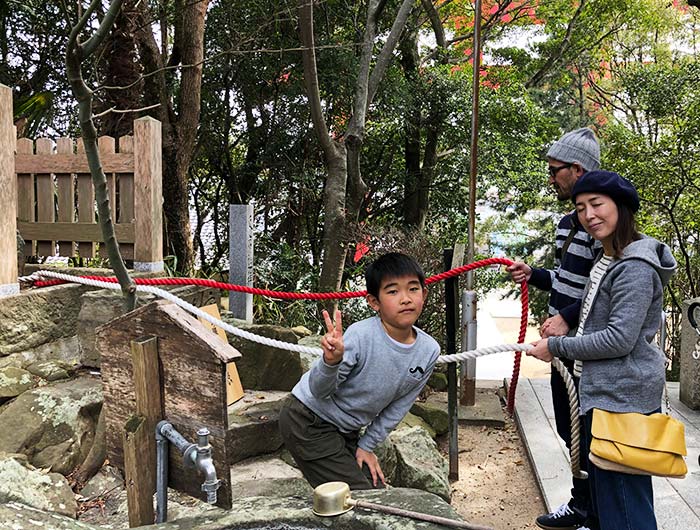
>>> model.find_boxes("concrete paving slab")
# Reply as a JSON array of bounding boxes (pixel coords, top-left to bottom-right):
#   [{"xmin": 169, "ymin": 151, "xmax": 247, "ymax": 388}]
[
  {"xmin": 426, "ymin": 387, "xmax": 506, "ymax": 428},
  {"xmin": 514, "ymin": 378, "xmax": 700, "ymax": 529}
]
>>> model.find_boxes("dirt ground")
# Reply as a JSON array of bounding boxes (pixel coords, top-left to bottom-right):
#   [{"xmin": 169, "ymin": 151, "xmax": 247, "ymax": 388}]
[{"xmin": 444, "ymin": 413, "xmax": 546, "ymax": 530}]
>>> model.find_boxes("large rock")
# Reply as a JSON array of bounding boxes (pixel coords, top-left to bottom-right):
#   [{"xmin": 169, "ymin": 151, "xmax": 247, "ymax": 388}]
[
  {"xmin": 0, "ymin": 375, "xmax": 102, "ymax": 474},
  {"xmin": 0, "ymin": 366, "xmax": 36, "ymax": 401},
  {"xmin": 3, "ymin": 487, "xmax": 469, "ymax": 530},
  {"xmin": 297, "ymin": 334, "xmax": 323, "ymax": 372},
  {"xmin": 229, "ymin": 454, "xmax": 312, "ymax": 498},
  {"xmin": 227, "ymin": 390, "xmax": 288, "ymax": 462},
  {"xmin": 0, "ymin": 284, "xmax": 88, "ymax": 356},
  {"xmin": 410, "ymin": 400, "xmax": 449, "ymax": 435},
  {"xmin": 390, "ymin": 426, "xmax": 450, "ymax": 501},
  {"xmin": 224, "ymin": 322, "xmax": 304, "ymax": 390},
  {"xmin": 77, "ymin": 290, "xmax": 134, "ymax": 368},
  {"xmin": 0, "ymin": 453, "xmax": 77, "ymax": 518},
  {"xmin": 25, "ymin": 360, "xmax": 74, "ymax": 381},
  {"xmin": 79, "ymin": 285, "xmax": 220, "ymax": 368}
]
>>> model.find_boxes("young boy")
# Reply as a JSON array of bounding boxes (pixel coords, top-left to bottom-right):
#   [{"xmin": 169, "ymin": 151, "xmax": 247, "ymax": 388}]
[{"xmin": 278, "ymin": 252, "xmax": 441, "ymax": 489}]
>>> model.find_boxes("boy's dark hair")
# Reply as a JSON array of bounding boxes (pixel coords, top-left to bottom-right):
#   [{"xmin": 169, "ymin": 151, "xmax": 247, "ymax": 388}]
[
  {"xmin": 612, "ymin": 203, "xmax": 641, "ymax": 257},
  {"xmin": 365, "ymin": 252, "xmax": 426, "ymax": 298}
]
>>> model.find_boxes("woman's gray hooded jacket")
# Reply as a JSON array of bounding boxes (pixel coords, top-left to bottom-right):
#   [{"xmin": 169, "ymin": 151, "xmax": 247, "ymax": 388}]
[{"xmin": 548, "ymin": 236, "xmax": 677, "ymax": 415}]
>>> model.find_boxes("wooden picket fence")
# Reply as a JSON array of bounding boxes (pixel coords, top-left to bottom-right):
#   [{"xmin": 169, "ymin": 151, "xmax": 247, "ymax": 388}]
[{"xmin": 0, "ymin": 83, "xmax": 164, "ymax": 293}]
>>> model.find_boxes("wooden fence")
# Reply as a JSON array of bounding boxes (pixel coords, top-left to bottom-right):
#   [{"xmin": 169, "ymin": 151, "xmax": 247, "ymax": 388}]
[{"xmin": 0, "ymin": 84, "xmax": 163, "ymax": 294}]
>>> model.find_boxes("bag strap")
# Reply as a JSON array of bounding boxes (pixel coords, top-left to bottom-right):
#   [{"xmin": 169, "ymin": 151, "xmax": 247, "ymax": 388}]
[{"xmin": 561, "ymin": 223, "xmax": 578, "ymax": 257}]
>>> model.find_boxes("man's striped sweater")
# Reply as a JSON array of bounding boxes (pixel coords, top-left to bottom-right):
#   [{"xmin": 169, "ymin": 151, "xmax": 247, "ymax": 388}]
[{"xmin": 528, "ymin": 211, "xmax": 599, "ymax": 328}]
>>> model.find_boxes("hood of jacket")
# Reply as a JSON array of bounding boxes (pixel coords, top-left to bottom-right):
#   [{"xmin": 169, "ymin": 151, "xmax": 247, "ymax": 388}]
[{"xmin": 615, "ymin": 235, "xmax": 677, "ymax": 287}]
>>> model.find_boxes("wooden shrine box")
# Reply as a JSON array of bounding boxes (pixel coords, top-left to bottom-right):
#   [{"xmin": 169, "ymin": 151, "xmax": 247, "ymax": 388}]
[{"xmin": 96, "ymin": 299, "xmax": 242, "ymax": 509}]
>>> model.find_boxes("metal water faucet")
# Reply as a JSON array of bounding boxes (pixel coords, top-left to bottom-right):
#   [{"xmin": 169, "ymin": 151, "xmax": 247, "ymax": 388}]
[
  {"xmin": 155, "ymin": 421, "xmax": 222, "ymax": 523},
  {"xmin": 193, "ymin": 427, "xmax": 220, "ymax": 503}
]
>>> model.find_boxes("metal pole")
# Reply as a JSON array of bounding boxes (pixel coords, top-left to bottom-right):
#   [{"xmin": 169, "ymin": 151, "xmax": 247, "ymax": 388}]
[
  {"xmin": 463, "ymin": 0, "xmax": 482, "ymax": 405},
  {"xmin": 461, "ymin": 290, "xmax": 477, "ymax": 406},
  {"xmin": 444, "ymin": 249, "xmax": 459, "ymax": 480}
]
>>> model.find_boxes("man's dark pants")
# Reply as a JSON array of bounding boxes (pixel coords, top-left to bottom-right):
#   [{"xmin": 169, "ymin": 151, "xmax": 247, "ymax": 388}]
[
  {"xmin": 551, "ymin": 357, "xmax": 590, "ymax": 513},
  {"xmin": 278, "ymin": 394, "xmax": 380, "ymax": 489}
]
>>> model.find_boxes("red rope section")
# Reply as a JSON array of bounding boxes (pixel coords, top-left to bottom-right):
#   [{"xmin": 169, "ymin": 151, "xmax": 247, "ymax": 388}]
[
  {"xmin": 32, "ymin": 256, "xmax": 529, "ymax": 412},
  {"xmin": 508, "ymin": 282, "xmax": 528, "ymax": 414}
]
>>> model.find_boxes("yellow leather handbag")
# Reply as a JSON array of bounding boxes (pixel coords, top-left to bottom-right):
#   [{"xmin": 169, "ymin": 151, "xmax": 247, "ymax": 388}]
[{"xmin": 589, "ymin": 409, "xmax": 687, "ymax": 478}]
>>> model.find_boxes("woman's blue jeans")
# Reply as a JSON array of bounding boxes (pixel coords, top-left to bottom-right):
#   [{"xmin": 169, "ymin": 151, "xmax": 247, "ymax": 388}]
[{"xmin": 583, "ymin": 410, "xmax": 658, "ymax": 530}]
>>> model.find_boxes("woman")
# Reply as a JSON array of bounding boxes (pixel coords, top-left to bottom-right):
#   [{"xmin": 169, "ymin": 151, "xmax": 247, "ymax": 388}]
[{"xmin": 527, "ymin": 170, "xmax": 676, "ymax": 530}]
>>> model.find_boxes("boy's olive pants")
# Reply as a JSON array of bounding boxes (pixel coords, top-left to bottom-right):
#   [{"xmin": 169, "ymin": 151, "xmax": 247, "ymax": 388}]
[{"xmin": 278, "ymin": 394, "xmax": 382, "ymax": 489}]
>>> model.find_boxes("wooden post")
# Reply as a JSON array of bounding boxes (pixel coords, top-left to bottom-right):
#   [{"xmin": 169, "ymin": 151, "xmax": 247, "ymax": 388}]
[
  {"xmin": 133, "ymin": 336, "xmax": 163, "ymax": 491},
  {"xmin": 98, "ymin": 136, "xmax": 117, "ymax": 259},
  {"xmin": 118, "ymin": 135, "xmax": 135, "ymax": 260},
  {"xmin": 76, "ymin": 138, "xmax": 96, "ymax": 259},
  {"xmin": 133, "ymin": 117, "xmax": 163, "ymax": 272},
  {"xmin": 35, "ymin": 138, "xmax": 54, "ymax": 257},
  {"xmin": 16, "ymin": 138, "xmax": 35, "ymax": 260},
  {"xmin": 0, "ymin": 84, "xmax": 18, "ymax": 296},
  {"xmin": 123, "ymin": 415, "xmax": 155, "ymax": 527},
  {"xmin": 123, "ymin": 336, "xmax": 163, "ymax": 526},
  {"xmin": 56, "ymin": 138, "xmax": 75, "ymax": 256}
]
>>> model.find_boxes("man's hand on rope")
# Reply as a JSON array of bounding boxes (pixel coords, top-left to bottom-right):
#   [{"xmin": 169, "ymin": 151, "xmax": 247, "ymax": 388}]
[
  {"xmin": 356, "ymin": 447, "xmax": 386, "ymax": 487},
  {"xmin": 505, "ymin": 261, "xmax": 532, "ymax": 284},
  {"xmin": 527, "ymin": 338, "xmax": 553, "ymax": 362},
  {"xmin": 540, "ymin": 314, "xmax": 570, "ymax": 338},
  {"xmin": 321, "ymin": 309, "xmax": 344, "ymax": 365}
]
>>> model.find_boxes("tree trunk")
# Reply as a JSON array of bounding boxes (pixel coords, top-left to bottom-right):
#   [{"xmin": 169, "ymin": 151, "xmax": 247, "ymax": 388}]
[
  {"xmin": 299, "ymin": 0, "xmax": 412, "ymax": 292},
  {"xmin": 133, "ymin": 0, "xmax": 210, "ymax": 274},
  {"xmin": 66, "ymin": 0, "xmax": 135, "ymax": 310},
  {"xmin": 318, "ymin": 143, "xmax": 349, "ymax": 294}
]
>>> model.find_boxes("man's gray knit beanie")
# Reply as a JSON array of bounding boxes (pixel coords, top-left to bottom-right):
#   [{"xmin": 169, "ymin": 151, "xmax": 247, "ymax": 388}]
[{"xmin": 546, "ymin": 127, "xmax": 601, "ymax": 171}]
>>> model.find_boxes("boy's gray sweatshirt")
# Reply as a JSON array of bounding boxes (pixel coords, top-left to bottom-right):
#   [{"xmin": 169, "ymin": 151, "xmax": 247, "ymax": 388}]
[
  {"xmin": 292, "ymin": 316, "xmax": 440, "ymax": 452},
  {"xmin": 548, "ymin": 236, "xmax": 677, "ymax": 415}
]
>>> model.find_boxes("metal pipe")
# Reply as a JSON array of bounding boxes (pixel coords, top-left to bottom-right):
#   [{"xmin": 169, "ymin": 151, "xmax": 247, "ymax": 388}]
[
  {"xmin": 444, "ymin": 249, "xmax": 460, "ymax": 481},
  {"xmin": 155, "ymin": 421, "xmax": 221, "ymax": 522},
  {"xmin": 194, "ymin": 427, "xmax": 220, "ymax": 504},
  {"xmin": 155, "ymin": 421, "xmax": 170, "ymax": 523},
  {"xmin": 461, "ymin": 290, "xmax": 477, "ymax": 406},
  {"xmin": 466, "ymin": 0, "xmax": 483, "ymax": 286}
]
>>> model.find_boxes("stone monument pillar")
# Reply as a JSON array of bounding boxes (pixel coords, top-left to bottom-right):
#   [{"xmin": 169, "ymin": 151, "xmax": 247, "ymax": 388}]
[
  {"xmin": 679, "ymin": 298, "xmax": 700, "ymax": 410},
  {"xmin": 229, "ymin": 203, "xmax": 254, "ymax": 322}
]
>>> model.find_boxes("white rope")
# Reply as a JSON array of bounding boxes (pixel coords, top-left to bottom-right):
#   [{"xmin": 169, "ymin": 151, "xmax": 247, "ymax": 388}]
[
  {"xmin": 33, "ymin": 269, "xmax": 585, "ymax": 479},
  {"xmin": 34, "ymin": 270, "xmax": 535, "ymax": 362},
  {"xmin": 35, "ymin": 270, "xmax": 325, "ymax": 356}
]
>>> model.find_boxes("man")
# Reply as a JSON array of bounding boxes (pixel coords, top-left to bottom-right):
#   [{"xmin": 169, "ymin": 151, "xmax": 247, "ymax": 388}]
[{"xmin": 507, "ymin": 127, "xmax": 600, "ymax": 530}]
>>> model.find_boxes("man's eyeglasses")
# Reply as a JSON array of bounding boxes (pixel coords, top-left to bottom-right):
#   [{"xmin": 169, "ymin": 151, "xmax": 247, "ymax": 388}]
[{"xmin": 548, "ymin": 163, "xmax": 574, "ymax": 177}]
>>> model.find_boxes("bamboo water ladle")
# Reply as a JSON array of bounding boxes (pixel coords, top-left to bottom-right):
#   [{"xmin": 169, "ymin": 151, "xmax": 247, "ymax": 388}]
[{"xmin": 312, "ymin": 482, "xmax": 493, "ymax": 530}]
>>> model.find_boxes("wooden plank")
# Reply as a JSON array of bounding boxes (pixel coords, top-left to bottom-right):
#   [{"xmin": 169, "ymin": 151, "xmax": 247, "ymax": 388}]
[
  {"xmin": 15, "ymin": 138, "xmax": 34, "ymax": 258},
  {"xmin": 0, "ymin": 85, "xmax": 17, "ymax": 289},
  {"xmin": 97, "ymin": 300, "xmax": 238, "ymax": 509},
  {"xmin": 123, "ymin": 415, "xmax": 155, "ymax": 527},
  {"xmin": 35, "ymin": 138, "xmax": 54, "ymax": 256},
  {"xmin": 117, "ymin": 135, "xmax": 135, "ymax": 259},
  {"xmin": 55, "ymin": 138, "xmax": 75, "ymax": 256},
  {"xmin": 15, "ymin": 152, "xmax": 133, "ymax": 174},
  {"xmin": 131, "ymin": 336, "xmax": 163, "ymax": 501},
  {"xmin": 133, "ymin": 117, "xmax": 162, "ymax": 265},
  {"xmin": 98, "ymin": 136, "xmax": 117, "ymax": 259},
  {"xmin": 76, "ymin": 139, "xmax": 95, "ymax": 258},
  {"xmin": 18, "ymin": 221, "xmax": 134, "ymax": 243}
]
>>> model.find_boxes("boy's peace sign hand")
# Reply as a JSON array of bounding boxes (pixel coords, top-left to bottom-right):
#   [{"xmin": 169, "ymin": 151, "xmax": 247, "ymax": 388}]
[{"xmin": 321, "ymin": 309, "xmax": 344, "ymax": 365}]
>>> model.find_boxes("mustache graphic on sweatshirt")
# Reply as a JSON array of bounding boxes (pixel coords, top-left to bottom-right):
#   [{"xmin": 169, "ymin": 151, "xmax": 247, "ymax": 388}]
[{"xmin": 409, "ymin": 366, "xmax": 425, "ymax": 375}]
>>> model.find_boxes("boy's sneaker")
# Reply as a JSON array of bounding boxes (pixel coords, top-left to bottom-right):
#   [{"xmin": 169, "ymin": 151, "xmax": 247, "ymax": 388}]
[{"xmin": 535, "ymin": 502, "xmax": 587, "ymax": 529}]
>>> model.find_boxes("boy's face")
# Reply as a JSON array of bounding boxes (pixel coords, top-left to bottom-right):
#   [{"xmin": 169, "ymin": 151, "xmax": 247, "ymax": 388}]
[{"xmin": 366, "ymin": 274, "xmax": 427, "ymax": 330}]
